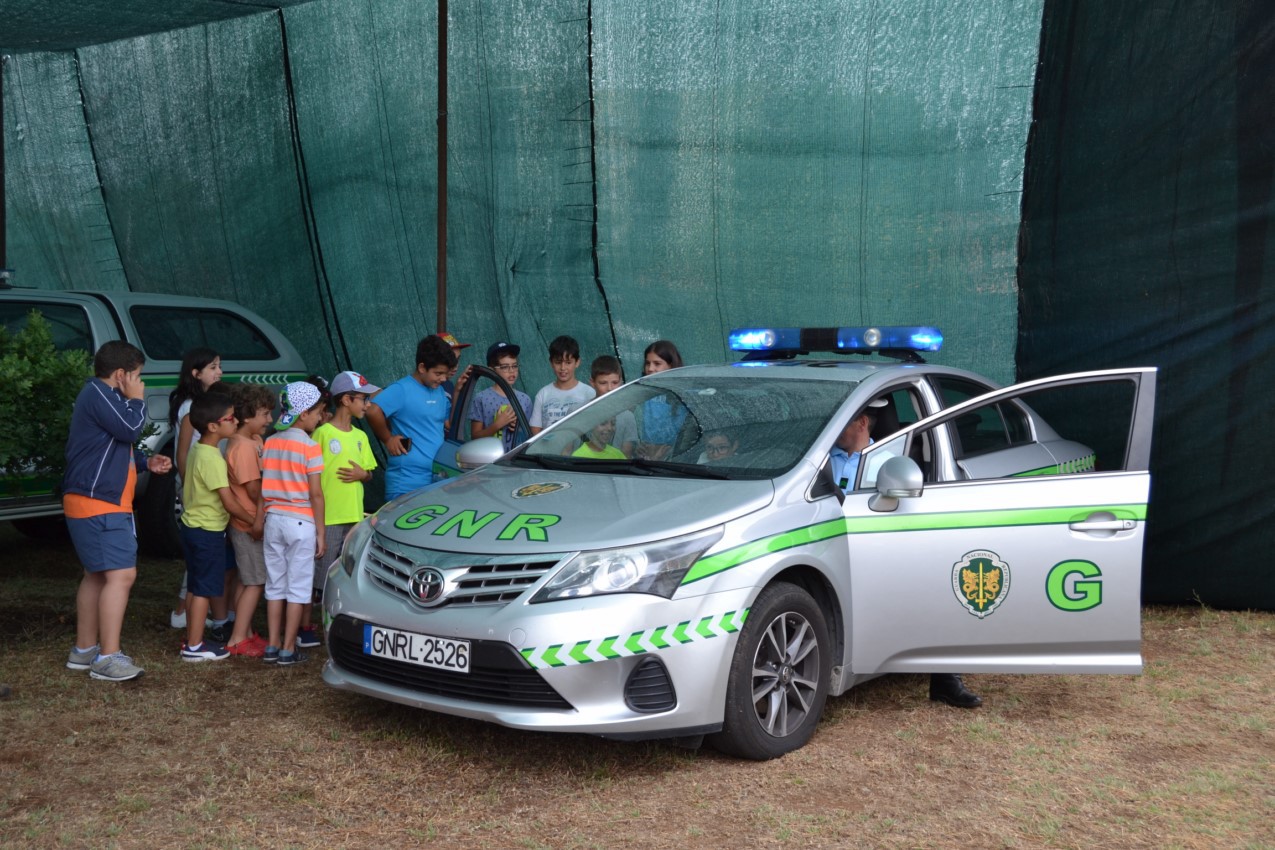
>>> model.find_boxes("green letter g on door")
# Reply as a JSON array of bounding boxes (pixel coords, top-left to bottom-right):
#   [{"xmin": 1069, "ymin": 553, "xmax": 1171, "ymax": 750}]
[{"xmin": 1046, "ymin": 560, "xmax": 1103, "ymax": 611}]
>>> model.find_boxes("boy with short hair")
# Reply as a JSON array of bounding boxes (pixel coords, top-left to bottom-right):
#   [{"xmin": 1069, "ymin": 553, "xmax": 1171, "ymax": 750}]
[
  {"xmin": 223, "ymin": 383, "xmax": 276, "ymax": 657},
  {"xmin": 470, "ymin": 342, "xmax": 532, "ymax": 452},
  {"xmin": 255, "ymin": 381, "xmax": 326, "ymax": 665},
  {"xmin": 529, "ymin": 335, "xmax": 594, "ymax": 436},
  {"xmin": 179, "ymin": 391, "xmax": 255, "ymax": 661},
  {"xmin": 63, "ymin": 341, "xmax": 174, "ymax": 681},
  {"xmin": 303, "ymin": 370, "xmax": 381, "ymax": 648},
  {"xmin": 366, "ymin": 336, "xmax": 457, "ymax": 500},
  {"xmin": 589, "ymin": 355, "xmax": 636, "ymax": 456}
]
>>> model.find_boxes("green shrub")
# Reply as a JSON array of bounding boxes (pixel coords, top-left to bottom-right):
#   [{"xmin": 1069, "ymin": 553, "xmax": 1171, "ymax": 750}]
[{"xmin": 0, "ymin": 311, "xmax": 92, "ymax": 494}]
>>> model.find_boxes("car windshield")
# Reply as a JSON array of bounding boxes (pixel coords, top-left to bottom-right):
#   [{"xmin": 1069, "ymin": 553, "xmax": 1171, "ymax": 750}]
[{"xmin": 507, "ymin": 374, "xmax": 856, "ymax": 480}]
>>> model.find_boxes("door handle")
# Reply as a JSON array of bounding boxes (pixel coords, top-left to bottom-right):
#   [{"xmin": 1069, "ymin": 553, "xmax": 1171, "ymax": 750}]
[{"xmin": 1069, "ymin": 511, "xmax": 1135, "ymax": 535}]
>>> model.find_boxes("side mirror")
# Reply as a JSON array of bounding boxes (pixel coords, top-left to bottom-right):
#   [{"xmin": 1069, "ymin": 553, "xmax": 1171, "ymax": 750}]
[
  {"xmin": 868, "ymin": 455, "xmax": 923, "ymax": 512},
  {"xmin": 456, "ymin": 437, "xmax": 507, "ymax": 470}
]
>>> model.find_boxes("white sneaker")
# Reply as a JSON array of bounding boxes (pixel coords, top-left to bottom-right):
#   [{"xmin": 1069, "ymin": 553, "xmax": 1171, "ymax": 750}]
[{"xmin": 169, "ymin": 610, "xmax": 187, "ymax": 629}]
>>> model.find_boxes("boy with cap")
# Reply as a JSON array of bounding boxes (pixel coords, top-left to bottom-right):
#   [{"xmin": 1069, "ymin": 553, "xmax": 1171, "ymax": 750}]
[
  {"xmin": 254, "ymin": 381, "xmax": 326, "ymax": 666},
  {"xmin": 470, "ymin": 342, "xmax": 532, "ymax": 453},
  {"xmin": 300, "ymin": 370, "xmax": 380, "ymax": 647}
]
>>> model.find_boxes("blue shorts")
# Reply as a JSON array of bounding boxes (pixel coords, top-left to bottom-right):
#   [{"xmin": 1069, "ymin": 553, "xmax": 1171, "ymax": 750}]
[
  {"xmin": 67, "ymin": 513, "xmax": 137, "ymax": 572},
  {"xmin": 179, "ymin": 522, "xmax": 229, "ymax": 598}
]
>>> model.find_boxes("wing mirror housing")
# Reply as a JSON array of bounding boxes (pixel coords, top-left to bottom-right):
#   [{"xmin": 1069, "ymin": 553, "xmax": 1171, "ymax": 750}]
[
  {"xmin": 456, "ymin": 437, "xmax": 507, "ymax": 470},
  {"xmin": 868, "ymin": 455, "xmax": 923, "ymax": 512}
]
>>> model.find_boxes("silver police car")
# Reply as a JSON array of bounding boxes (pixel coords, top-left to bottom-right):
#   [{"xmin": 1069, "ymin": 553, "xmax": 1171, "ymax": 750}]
[{"xmin": 322, "ymin": 326, "xmax": 1156, "ymax": 760}]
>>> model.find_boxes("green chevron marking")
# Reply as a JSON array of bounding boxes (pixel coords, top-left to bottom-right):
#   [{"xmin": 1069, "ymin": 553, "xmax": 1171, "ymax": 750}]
[
  {"xmin": 624, "ymin": 632, "xmax": 646, "ymax": 654},
  {"xmin": 598, "ymin": 636, "xmax": 620, "ymax": 659},
  {"xmin": 718, "ymin": 611, "xmax": 740, "ymax": 633},
  {"xmin": 672, "ymin": 621, "xmax": 693, "ymax": 644},
  {"xmin": 521, "ymin": 648, "xmax": 535, "ymax": 663},
  {"xmin": 650, "ymin": 626, "xmax": 670, "ymax": 649},
  {"xmin": 696, "ymin": 616, "xmax": 714, "ymax": 639},
  {"xmin": 541, "ymin": 644, "xmax": 564, "ymax": 667},
  {"xmin": 569, "ymin": 641, "xmax": 592, "ymax": 664}
]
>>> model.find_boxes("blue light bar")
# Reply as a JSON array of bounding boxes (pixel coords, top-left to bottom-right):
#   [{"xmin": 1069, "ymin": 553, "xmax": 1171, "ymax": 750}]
[
  {"xmin": 727, "ymin": 327, "xmax": 802, "ymax": 351},
  {"xmin": 836, "ymin": 326, "xmax": 943, "ymax": 352},
  {"xmin": 729, "ymin": 325, "xmax": 943, "ymax": 354}
]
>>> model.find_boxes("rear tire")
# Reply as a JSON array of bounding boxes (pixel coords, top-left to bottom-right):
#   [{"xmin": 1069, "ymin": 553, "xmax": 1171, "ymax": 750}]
[
  {"xmin": 709, "ymin": 582, "xmax": 831, "ymax": 760},
  {"xmin": 135, "ymin": 443, "xmax": 183, "ymax": 558}
]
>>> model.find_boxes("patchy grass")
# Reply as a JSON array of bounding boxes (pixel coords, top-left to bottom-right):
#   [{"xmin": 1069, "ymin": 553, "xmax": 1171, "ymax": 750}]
[{"xmin": 1, "ymin": 524, "xmax": 1272, "ymax": 849}]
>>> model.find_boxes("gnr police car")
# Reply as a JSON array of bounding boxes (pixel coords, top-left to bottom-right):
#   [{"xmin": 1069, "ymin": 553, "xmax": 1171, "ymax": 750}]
[{"xmin": 321, "ymin": 326, "xmax": 1156, "ymax": 759}]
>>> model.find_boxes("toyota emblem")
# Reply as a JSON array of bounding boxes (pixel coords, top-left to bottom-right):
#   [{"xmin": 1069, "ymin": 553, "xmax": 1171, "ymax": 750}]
[{"xmin": 408, "ymin": 567, "xmax": 446, "ymax": 606}]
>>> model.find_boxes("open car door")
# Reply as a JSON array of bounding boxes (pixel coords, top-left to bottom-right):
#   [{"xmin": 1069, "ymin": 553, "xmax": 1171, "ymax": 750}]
[
  {"xmin": 843, "ymin": 368, "xmax": 1156, "ymax": 676},
  {"xmin": 434, "ymin": 365, "xmax": 533, "ymax": 479}
]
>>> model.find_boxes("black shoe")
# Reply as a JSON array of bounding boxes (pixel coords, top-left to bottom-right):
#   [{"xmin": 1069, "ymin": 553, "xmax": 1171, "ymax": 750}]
[
  {"xmin": 207, "ymin": 622, "xmax": 233, "ymax": 644},
  {"xmin": 929, "ymin": 673, "xmax": 982, "ymax": 708}
]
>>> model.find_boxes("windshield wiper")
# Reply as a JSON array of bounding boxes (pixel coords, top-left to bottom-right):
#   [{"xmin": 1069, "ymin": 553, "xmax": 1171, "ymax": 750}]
[
  {"xmin": 505, "ymin": 453, "xmax": 580, "ymax": 470},
  {"xmin": 627, "ymin": 458, "xmax": 729, "ymax": 479}
]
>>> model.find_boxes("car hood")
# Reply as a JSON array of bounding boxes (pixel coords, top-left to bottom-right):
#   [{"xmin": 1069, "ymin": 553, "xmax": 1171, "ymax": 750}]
[{"xmin": 372, "ymin": 464, "xmax": 774, "ymax": 555}]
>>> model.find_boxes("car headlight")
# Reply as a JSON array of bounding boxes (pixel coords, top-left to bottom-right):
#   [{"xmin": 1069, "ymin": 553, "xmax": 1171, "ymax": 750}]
[
  {"xmin": 531, "ymin": 526, "xmax": 723, "ymax": 602},
  {"xmin": 340, "ymin": 516, "xmax": 378, "ymax": 577}
]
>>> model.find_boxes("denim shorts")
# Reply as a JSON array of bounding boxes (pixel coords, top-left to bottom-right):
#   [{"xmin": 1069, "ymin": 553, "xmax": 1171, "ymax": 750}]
[
  {"xmin": 67, "ymin": 513, "xmax": 137, "ymax": 572},
  {"xmin": 179, "ymin": 522, "xmax": 229, "ymax": 598}
]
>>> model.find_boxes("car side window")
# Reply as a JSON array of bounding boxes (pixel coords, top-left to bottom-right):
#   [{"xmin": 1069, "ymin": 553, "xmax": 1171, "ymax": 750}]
[
  {"xmin": 0, "ymin": 301, "xmax": 93, "ymax": 353},
  {"xmin": 129, "ymin": 306, "xmax": 280, "ymax": 361},
  {"xmin": 933, "ymin": 377, "xmax": 1030, "ymax": 459}
]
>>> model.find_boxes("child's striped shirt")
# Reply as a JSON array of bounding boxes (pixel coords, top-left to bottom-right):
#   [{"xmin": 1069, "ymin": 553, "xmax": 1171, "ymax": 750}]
[{"xmin": 261, "ymin": 427, "xmax": 323, "ymax": 520}]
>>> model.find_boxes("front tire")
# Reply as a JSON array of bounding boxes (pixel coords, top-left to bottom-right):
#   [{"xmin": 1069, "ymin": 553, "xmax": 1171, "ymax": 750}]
[{"xmin": 709, "ymin": 582, "xmax": 831, "ymax": 760}]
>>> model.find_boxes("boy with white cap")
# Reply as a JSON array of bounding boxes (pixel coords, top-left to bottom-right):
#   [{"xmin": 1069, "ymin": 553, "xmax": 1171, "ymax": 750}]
[
  {"xmin": 299, "ymin": 370, "xmax": 381, "ymax": 648},
  {"xmin": 253, "ymin": 381, "xmax": 326, "ymax": 666}
]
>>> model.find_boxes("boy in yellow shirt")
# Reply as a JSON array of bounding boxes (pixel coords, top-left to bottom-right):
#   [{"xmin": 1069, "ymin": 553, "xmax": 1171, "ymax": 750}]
[
  {"xmin": 179, "ymin": 392, "xmax": 254, "ymax": 661},
  {"xmin": 301, "ymin": 371, "xmax": 380, "ymax": 647}
]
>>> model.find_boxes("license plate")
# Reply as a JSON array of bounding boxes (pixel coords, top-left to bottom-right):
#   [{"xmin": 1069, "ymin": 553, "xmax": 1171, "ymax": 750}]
[{"xmin": 363, "ymin": 624, "xmax": 471, "ymax": 673}]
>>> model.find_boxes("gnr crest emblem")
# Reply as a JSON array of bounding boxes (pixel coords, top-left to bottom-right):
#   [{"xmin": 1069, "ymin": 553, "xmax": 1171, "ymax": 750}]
[
  {"xmin": 512, "ymin": 481, "xmax": 570, "ymax": 499},
  {"xmin": 952, "ymin": 550, "xmax": 1010, "ymax": 618}
]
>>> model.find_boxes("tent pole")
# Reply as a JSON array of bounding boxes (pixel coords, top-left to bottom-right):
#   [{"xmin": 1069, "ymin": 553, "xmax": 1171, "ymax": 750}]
[
  {"xmin": 1, "ymin": 54, "xmax": 8, "ymax": 279},
  {"xmin": 436, "ymin": 0, "xmax": 447, "ymax": 330}
]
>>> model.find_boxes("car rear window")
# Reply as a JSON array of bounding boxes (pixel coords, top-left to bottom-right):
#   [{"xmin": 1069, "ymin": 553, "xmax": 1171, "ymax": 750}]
[{"xmin": 129, "ymin": 306, "xmax": 280, "ymax": 361}]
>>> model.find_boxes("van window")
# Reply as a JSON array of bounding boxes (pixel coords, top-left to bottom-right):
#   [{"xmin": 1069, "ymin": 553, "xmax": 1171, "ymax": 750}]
[
  {"xmin": 129, "ymin": 307, "xmax": 280, "ymax": 361},
  {"xmin": 0, "ymin": 301, "xmax": 94, "ymax": 353}
]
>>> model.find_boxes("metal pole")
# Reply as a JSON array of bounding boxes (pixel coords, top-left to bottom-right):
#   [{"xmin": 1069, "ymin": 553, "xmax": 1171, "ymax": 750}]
[
  {"xmin": 436, "ymin": 0, "xmax": 448, "ymax": 330},
  {"xmin": 1, "ymin": 54, "xmax": 8, "ymax": 278}
]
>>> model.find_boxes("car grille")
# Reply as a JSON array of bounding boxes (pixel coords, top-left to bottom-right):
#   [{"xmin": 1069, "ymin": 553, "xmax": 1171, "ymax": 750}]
[
  {"xmin": 364, "ymin": 537, "xmax": 561, "ymax": 607},
  {"xmin": 328, "ymin": 616, "xmax": 573, "ymax": 709}
]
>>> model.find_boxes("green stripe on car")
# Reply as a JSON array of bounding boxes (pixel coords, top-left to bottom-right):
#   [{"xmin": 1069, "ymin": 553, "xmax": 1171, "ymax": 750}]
[{"xmin": 682, "ymin": 502, "xmax": 1146, "ymax": 585}]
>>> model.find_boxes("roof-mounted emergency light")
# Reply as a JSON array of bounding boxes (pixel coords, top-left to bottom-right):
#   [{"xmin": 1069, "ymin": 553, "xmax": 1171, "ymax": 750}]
[{"xmin": 728, "ymin": 325, "xmax": 944, "ymax": 362}]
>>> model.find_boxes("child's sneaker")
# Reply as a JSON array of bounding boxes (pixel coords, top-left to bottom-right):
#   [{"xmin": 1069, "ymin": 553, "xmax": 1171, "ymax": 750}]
[
  {"xmin": 276, "ymin": 649, "xmax": 309, "ymax": 667},
  {"xmin": 296, "ymin": 627, "xmax": 321, "ymax": 648},
  {"xmin": 89, "ymin": 652, "xmax": 144, "ymax": 682},
  {"xmin": 181, "ymin": 641, "xmax": 230, "ymax": 662},
  {"xmin": 66, "ymin": 644, "xmax": 100, "ymax": 671},
  {"xmin": 262, "ymin": 645, "xmax": 280, "ymax": 664},
  {"xmin": 227, "ymin": 639, "xmax": 264, "ymax": 658},
  {"xmin": 207, "ymin": 621, "xmax": 233, "ymax": 643},
  {"xmin": 169, "ymin": 610, "xmax": 187, "ymax": 629}
]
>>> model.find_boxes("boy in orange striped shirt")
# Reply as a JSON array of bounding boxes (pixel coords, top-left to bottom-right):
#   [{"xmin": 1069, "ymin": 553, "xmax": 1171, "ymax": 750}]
[{"xmin": 253, "ymin": 381, "xmax": 326, "ymax": 665}]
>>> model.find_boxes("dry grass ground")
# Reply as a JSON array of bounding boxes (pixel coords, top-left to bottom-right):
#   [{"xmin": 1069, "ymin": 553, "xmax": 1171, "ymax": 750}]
[{"xmin": 1, "ymin": 524, "xmax": 1272, "ymax": 850}]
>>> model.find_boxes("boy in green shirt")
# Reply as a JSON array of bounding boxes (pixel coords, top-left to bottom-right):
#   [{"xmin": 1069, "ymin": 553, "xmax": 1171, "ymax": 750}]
[
  {"xmin": 302, "ymin": 371, "xmax": 381, "ymax": 647},
  {"xmin": 179, "ymin": 391, "xmax": 254, "ymax": 661}
]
